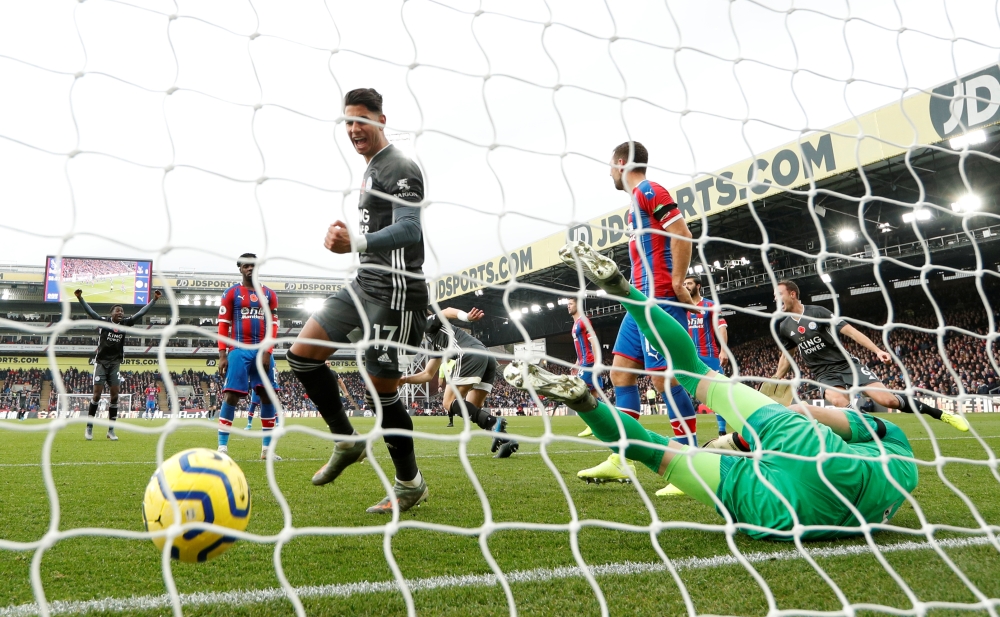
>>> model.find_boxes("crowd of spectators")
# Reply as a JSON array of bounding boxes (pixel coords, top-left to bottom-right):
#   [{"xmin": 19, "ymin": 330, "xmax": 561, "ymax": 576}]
[{"xmin": 60, "ymin": 259, "xmax": 133, "ymax": 282}]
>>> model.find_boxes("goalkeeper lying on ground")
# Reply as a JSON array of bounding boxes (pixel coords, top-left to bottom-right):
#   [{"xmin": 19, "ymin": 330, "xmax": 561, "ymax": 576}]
[{"xmin": 504, "ymin": 241, "xmax": 919, "ymax": 541}]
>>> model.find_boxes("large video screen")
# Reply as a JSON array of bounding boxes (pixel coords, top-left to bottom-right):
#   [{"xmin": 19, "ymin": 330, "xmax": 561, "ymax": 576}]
[{"xmin": 45, "ymin": 257, "xmax": 153, "ymax": 304}]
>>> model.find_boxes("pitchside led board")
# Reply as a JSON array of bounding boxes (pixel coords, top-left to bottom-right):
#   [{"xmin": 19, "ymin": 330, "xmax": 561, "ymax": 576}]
[{"xmin": 44, "ymin": 256, "xmax": 153, "ymax": 305}]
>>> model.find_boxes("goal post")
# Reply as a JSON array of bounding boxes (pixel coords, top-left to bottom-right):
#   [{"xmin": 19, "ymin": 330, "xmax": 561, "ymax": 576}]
[
  {"xmin": 2, "ymin": 2, "xmax": 1000, "ymax": 616},
  {"xmin": 55, "ymin": 394, "xmax": 134, "ymax": 418}
]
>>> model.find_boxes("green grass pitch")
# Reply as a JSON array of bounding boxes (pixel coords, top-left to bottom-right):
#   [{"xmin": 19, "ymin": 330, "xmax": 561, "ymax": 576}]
[
  {"xmin": 2, "ymin": 414, "xmax": 999, "ymax": 616},
  {"xmin": 65, "ymin": 277, "xmax": 137, "ymax": 306}
]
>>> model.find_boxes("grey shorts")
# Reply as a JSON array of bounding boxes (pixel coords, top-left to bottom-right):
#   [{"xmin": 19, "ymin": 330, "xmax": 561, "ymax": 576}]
[
  {"xmin": 813, "ymin": 358, "xmax": 880, "ymax": 392},
  {"xmin": 93, "ymin": 361, "xmax": 121, "ymax": 387},
  {"xmin": 447, "ymin": 351, "xmax": 497, "ymax": 392},
  {"xmin": 312, "ymin": 287, "xmax": 426, "ymax": 379}
]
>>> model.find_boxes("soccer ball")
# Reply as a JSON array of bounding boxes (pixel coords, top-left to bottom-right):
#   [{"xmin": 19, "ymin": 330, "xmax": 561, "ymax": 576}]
[{"xmin": 142, "ymin": 448, "xmax": 251, "ymax": 563}]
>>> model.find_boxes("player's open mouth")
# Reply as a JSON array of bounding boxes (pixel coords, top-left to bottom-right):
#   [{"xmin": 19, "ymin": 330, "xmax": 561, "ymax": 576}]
[{"xmin": 353, "ymin": 137, "xmax": 368, "ymax": 149}]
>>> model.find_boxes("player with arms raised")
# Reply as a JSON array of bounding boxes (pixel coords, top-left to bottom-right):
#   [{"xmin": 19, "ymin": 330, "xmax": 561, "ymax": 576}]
[
  {"xmin": 287, "ymin": 88, "xmax": 430, "ymax": 514},
  {"xmin": 578, "ymin": 141, "xmax": 697, "ymax": 485},
  {"xmin": 75, "ymin": 288, "xmax": 161, "ymax": 440},
  {"xmin": 216, "ymin": 253, "xmax": 282, "ymax": 460},
  {"xmin": 771, "ymin": 280, "xmax": 967, "ymax": 431}
]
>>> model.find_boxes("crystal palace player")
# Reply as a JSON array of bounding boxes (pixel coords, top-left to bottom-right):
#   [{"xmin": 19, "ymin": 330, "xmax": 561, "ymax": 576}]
[
  {"xmin": 143, "ymin": 384, "xmax": 157, "ymax": 420},
  {"xmin": 567, "ymin": 297, "xmax": 604, "ymax": 440},
  {"xmin": 287, "ymin": 88, "xmax": 429, "ymax": 514},
  {"xmin": 685, "ymin": 275, "xmax": 730, "ymax": 436},
  {"xmin": 772, "ymin": 280, "xmax": 968, "ymax": 431},
  {"xmin": 508, "ymin": 241, "xmax": 919, "ymax": 541},
  {"xmin": 400, "ymin": 307, "xmax": 518, "ymax": 458},
  {"xmin": 75, "ymin": 287, "xmax": 161, "ymax": 441},
  {"xmin": 577, "ymin": 141, "xmax": 696, "ymax": 485},
  {"xmin": 217, "ymin": 253, "xmax": 282, "ymax": 460}
]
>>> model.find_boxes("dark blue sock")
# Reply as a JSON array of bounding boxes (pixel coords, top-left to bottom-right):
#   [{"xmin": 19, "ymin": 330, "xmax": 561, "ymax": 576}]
[
  {"xmin": 218, "ymin": 401, "xmax": 236, "ymax": 447},
  {"xmin": 664, "ymin": 384, "xmax": 698, "ymax": 446},
  {"xmin": 716, "ymin": 412, "xmax": 727, "ymax": 435},
  {"xmin": 260, "ymin": 403, "xmax": 276, "ymax": 447},
  {"xmin": 614, "ymin": 385, "xmax": 641, "ymax": 417}
]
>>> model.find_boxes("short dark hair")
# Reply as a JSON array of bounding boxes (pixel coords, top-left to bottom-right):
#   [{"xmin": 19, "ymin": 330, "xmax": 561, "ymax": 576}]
[
  {"xmin": 778, "ymin": 279, "xmax": 800, "ymax": 299},
  {"xmin": 110, "ymin": 304, "xmax": 123, "ymax": 312},
  {"xmin": 344, "ymin": 88, "xmax": 383, "ymax": 114},
  {"xmin": 237, "ymin": 253, "xmax": 257, "ymax": 267},
  {"xmin": 612, "ymin": 141, "xmax": 648, "ymax": 173},
  {"xmin": 684, "ymin": 275, "xmax": 702, "ymax": 287}
]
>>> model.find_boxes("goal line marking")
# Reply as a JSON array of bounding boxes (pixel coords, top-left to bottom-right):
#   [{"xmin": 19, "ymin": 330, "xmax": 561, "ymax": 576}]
[{"xmin": 0, "ymin": 536, "xmax": 990, "ymax": 616}]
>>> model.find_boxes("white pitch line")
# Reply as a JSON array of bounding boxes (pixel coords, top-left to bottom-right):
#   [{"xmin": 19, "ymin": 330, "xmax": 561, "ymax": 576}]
[
  {"xmin": 0, "ymin": 449, "xmax": 607, "ymax": 468},
  {"xmin": 1, "ymin": 433, "xmax": 997, "ymax": 469},
  {"xmin": 0, "ymin": 536, "xmax": 992, "ymax": 616}
]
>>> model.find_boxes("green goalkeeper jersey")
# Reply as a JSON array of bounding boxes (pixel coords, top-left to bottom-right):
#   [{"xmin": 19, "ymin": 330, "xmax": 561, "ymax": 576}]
[{"xmin": 717, "ymin": 406, "xmax": 918, "ymax": 541}]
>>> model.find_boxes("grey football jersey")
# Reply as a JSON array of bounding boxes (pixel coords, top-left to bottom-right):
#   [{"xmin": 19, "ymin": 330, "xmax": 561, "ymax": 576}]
[
  {"xmin": 352, "ymin": 144, "xmax": 427, "ymax": 311},
  {"xmin": 425, "ymin": 315, "xmax": 486, "ymax": 352},
  {"xmin": 774, "ymin": 304, "xmax": 849, "ymax": 369}
]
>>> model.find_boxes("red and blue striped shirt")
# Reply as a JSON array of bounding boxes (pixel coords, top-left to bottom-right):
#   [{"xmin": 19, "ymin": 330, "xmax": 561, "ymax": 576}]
[
  {"xmin": 628, "ymin": 180, "xmax": 683, "ymax": 299},
  {"xmin": 217, "ymin": 284, "xmax": 279, "ymax": 350},
  {"xmin": 572, "ymin": 316, "xmax": 596, "ymax": 367},
  {"xmin": 687, "ymin": 298, "xmax": 727, "ymax": 358}
]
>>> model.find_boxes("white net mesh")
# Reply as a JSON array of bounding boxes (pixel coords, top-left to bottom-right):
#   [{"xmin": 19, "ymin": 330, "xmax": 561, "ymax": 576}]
[
  {"xmin": 2, "ymin": 1, "xmax": 1000, "ymax": 616},
  {"xmin": 55, "ymin": 393, "xmax": 134, "ymax": 418}
]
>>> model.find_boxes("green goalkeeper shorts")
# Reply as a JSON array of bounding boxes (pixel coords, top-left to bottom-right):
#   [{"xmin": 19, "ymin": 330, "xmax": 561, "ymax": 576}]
[{"xmin": 717, "ymin": 406, "xmax": 918, "ymax": 541}]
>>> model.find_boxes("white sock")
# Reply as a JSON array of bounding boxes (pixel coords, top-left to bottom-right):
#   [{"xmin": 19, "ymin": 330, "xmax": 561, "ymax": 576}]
[
  {"xmin": 336, "ymin": 431, "xmax": 361, "ymax": 450},
  {"xmin": 397, "ymin": 471, "xmax": 422, "ymax": 488}
]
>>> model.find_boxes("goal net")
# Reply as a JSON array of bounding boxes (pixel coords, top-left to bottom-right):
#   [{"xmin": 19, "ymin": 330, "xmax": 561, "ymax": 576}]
[
  {"xmin": 1, "ymin": 1, "xmax": 999, "ymax": 616},
  {"xmin": 55, "ymin": 393, "xmax": 134, "ymax": 418}
]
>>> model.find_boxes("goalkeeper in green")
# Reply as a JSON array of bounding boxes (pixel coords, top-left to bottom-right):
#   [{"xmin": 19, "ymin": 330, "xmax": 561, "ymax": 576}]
[{"xmin": 504, "ymin": 241, "xmax": 918, "ymax": 541}]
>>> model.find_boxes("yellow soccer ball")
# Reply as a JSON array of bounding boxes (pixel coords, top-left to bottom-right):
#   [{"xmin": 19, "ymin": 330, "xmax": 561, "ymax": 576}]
[{"xmin": 142, "ymin": 448, "xmax": 251, "ymax": 563}]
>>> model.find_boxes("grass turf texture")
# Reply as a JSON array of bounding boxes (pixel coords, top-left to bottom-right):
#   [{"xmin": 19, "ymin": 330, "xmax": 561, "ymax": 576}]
[
  {"xmin": 63, "ymin": 277, "xmax": 138, "ymax": 306},
  {"xmin": 2, "ymin": 414, "xmax": 999, "ymax": 616}
]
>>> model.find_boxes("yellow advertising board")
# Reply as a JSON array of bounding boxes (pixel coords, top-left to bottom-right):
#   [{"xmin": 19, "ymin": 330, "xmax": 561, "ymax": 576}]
[{"xmin": 434, "ymin": 63, "xmax": 1000, "ymax": 301}]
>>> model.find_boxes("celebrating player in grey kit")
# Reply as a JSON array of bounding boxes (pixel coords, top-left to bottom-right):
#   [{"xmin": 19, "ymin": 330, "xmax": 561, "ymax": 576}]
[
  {"xmin": 399, "ymin": 307, "xmax": 518, "ymax": 458},
  {"xmin": 771, "ymin": 280, "xmax": 968, "ymax": 431},
  {"xmin": 287, "ymin": 88, "xmax": 430, "ymax": 514},
  {"xmin": 75, "ymin": 288, "xmax": 162, "ymax": 440}
]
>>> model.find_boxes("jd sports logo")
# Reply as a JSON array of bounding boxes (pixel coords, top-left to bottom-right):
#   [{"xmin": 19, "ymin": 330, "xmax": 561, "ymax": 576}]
[
  {"xmin": 930, "ymin": 65, "xmax": 1000, "ymax": 138},
  {"xmin": 566, "ymin": 224, "xmax": 593, "ymax": 246}
]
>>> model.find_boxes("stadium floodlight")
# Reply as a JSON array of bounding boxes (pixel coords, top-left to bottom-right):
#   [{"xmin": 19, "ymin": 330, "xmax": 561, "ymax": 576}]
[
  {"xmin": 878, "ymin": 222, "xmax": 892, "ymax": 233},
  {"xmin": 509, "ymin": 311, "xmax": 521, "ymax": 321},
  {"xmin": 530, "ymin": 304, "xmax": 541, "ymax": 313},
  {"xmin": 474, "ymin": 289, "xmax": 484, "ymax": 296},
  {"xmin": 557, "ymin": 298, "xmax": 570, "ymax": 305},
  {"xmin": 694, "ymin": 265, "xmax": 704, "ymax": 273},
  {"xmin": 838, "ymin": 229, "xmax": 857, "ymax": 242},
  {"xmin": 902, "ymin": 209, "xmax": 932, "ymax": 223},
  {"xmin": 713, "ymin": 260, "xmax": 721, "ymax": 268},
  {"xmin": 520, "ymin": 307, "xmax": 529, "ymax": 314},
  {"xmin": 546, "ymin": 302, "xmax": 555, "ymax": 309},
  {"xmin": 821, "ymin": 273, "xmax": 832, "ymax": 283},
  {"xmin": 303, "ymin": 298, "xmax": 326, "ymax": 313},
  {"xmin": 951, "ymin": 194, "xmax": 982, "ymax": 213},
  {"xmin": 949, "ymin": 129, "xmax": 987, "ymax": 150}
]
